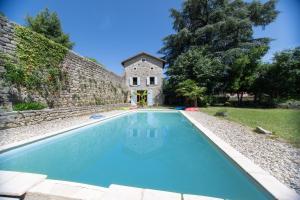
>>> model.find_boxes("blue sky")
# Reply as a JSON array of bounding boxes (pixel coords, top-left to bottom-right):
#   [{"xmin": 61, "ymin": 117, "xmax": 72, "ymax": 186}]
[{"xmin": 1, "ymin": 0, "xmax": 299, "ymax": 75}]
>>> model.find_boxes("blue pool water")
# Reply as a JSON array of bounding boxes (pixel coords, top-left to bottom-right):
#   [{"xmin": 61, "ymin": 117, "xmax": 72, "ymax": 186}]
[{"xmin": 0, "ymin": 112, "xmax": 273, "ymax": 199}]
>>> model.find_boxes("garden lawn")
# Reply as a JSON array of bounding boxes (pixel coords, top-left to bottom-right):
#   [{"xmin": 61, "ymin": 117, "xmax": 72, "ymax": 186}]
[{"xmin": 200, "ymin": 107, "xmax": 300, "ymax": 146}]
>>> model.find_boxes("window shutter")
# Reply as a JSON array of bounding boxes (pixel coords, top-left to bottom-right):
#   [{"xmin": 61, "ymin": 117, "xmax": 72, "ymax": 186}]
[
  {"xmin": 146, "ymin": 77, "xmax": 150, "ymax": 86},
  {"xmin": 154, "ymin": 77, "xmax": 158, "ymax": 85},
  {"xmin": 137, "ymin": 77, "xmax": 141, "ymax": 85},
  {"xmin": 129, "ymin": 77, "xmax": 133, "ymax": 86}
]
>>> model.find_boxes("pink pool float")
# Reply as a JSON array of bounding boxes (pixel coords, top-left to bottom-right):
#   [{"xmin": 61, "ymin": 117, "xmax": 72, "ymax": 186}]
[{"xmin": 185, "ymin": 107, "xmax": 199, "ymax": 111}]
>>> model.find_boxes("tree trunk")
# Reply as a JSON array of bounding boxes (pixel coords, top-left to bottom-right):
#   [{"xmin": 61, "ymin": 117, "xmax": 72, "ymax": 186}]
[
  {"xmin": 240, "ymin": 92, "xmax": 244, "ymax": 104},
  {"xmin": 254, "ymin": 93, "xmax": 257, "ymax": 103},
  {"xmin": 194, "ymin": 98, "xmax": 198, "ymax": 107}
]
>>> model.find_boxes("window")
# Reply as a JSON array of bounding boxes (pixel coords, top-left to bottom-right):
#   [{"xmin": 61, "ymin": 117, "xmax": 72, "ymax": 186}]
[
  {"xmin": 133, "ymin": 77, "xmax": 138, "ymax": 85},
  {"xmin": 133, "ymin": 67, "xmax": 137, "ymax": 70},
  {"xmin": 150, "ymin": 77, "xmax": 155, "ymax": 85},
  {"xmin": 151, "ymin": 67, "xmax": 154, "ymax": 70},
  {"xmin": 132, "ymin": 129, "xmax": 138, "ymax": 137},
  {"xmin": 142, "ymin": 58, "xmax": 146, "ymax": 62},
  {"xmin": 149, "ymin": 129, "xmax": 156, "ymax": 138}
]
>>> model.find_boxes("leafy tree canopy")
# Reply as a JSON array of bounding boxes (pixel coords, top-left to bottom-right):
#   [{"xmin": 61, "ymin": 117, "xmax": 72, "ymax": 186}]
[
  {"xmin": 26, "ymin": 8, "xmax": 74, "ymax": 49},
  {"xmin": 176, "ymin": 79, "xmax": 206, "ymax": 107},
  {"xmin": 160, "ymin": 0, "xmax": 278, "ymax": 66},
  {"xmin": 169, "ymin": 47, "xmax": 225, "ymax": 93},
  {"xmin": 160, "ymin": 0, "xmax": 278, "ymax": 104},
  {"xmin": 253, "ymin": 47, "xmax": 300, "ymax": 99}
]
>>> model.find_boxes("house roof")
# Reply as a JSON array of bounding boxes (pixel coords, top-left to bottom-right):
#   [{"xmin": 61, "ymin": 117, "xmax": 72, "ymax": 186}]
[{"xmin": 121, "ymin": 52, "xmax": 166, "ymax": 67}]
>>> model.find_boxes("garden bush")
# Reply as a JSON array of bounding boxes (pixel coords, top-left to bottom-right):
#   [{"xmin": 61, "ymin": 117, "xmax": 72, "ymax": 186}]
[{"xmin": 13, "ymin": 102, "xmax": 47, "ymax": 111}]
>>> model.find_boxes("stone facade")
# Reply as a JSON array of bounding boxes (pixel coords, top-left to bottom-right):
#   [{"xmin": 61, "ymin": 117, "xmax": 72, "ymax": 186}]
[
  {"xmin": 0, "ymin": 16, "xmax": 128, "ymax": 112},
  {"xmin": 122, "ymin": 53, "xmax": 165, "ymax": 106}
]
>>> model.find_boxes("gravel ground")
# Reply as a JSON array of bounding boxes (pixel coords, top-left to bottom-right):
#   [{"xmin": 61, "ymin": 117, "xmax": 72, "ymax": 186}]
[
  {"xmin": 186, "ymin": 111, "xmax": 300, "ymax": 194},
  {"xmin": 0, "ymin": 110, "xmax": 125, "ymax": 146}
]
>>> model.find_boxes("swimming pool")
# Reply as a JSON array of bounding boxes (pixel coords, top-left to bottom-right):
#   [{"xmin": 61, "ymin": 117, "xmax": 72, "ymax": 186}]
[{"xmin": 0, "ymin": 111, "xmax": 273, "ymax": 199}]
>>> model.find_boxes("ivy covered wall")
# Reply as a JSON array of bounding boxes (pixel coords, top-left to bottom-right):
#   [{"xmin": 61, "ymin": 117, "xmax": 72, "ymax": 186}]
[{"xmin": 0, "ymin": 16, "xmax": 127, "ymax": 112}]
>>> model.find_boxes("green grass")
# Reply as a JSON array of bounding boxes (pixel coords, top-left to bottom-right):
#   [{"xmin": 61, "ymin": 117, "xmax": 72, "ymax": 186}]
[{"xmin": 201, "ymin": 107, "xmax": 300, "ymax": 146}]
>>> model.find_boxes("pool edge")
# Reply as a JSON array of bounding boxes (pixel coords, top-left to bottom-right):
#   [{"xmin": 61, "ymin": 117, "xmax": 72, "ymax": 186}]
[
  {"xmin": 1, "ymin": 109, "xmax": 298, "ymax": 200},
  {"xmin": 180, "ymin": 110, "xmax": 300, "ymax": 200}
]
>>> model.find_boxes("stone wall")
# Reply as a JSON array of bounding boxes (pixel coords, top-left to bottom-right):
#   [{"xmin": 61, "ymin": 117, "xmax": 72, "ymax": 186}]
[
  {"xmin": 57, "ymin": 51, "xmax": 127, "ymax": 107},
  {"xmin": 0, "ymin": 16, "xmax": 16, "ymax": 111},
  {"xmin": 0, "ymin": 15, "xmax": 128, "ymax": 112},
  {"xmin": 0, "ymin": 103, "xmax": 129, "ymax": 129}
]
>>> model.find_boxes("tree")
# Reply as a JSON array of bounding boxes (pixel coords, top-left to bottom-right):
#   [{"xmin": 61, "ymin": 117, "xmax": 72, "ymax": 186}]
[
  {"xmin": 176, "ymin": 79, "xmax": 206, "ymax": 107},
  {"xmin": 168, "ymin": 47, "xmax": 225, "ymax": 94},
  {"xmin": 253, "ymin": 47, "xmax": 300, "ymax": 100},
  {"xmin": 26, "ymin": 8, "xmax": 74, "ymax": 49},
  {"xmin": 160, "ymin": 0, "xmax": 278, "ymax": 101},
  {"xmin": 228, "ymin": 45, "xmax": 269, "ymax": 103}
]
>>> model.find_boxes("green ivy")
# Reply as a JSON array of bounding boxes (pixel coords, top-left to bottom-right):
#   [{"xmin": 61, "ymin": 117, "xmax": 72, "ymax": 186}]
[
  {"xmin": 13, "ymin": 102, "xmax": 46, "ymax": 111},
  {"xmin": 10, "ymin": 25, "xmax": 68, "ymax": 108}
]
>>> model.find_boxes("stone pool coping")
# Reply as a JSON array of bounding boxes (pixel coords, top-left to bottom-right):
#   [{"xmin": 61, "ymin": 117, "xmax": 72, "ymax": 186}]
[
  {"xmin": 181, "ymin": 111, "xmax": 300, "ymax": 200},
  {"xmin": 0, "ymin": 109, "xmax": 299, "ymax": 199},
  {"xmin": 0, "ymin": 170, "xmax": 222, "ymax": 200}
]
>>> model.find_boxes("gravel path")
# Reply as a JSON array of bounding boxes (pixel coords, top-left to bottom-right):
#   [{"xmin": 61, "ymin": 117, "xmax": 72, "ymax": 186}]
[
  {"xmin": 186, "ymin": 111, "xmax": 300, "ymax": 194},
  {"xmin": 0, "ymin": 110, "xmax": 125, "ymax": 146}
]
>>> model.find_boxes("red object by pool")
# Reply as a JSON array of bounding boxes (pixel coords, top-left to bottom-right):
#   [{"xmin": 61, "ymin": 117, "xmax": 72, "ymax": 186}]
[{"xmin": 185, "ymin": 107, "xmax": 199, "ymax": 111}]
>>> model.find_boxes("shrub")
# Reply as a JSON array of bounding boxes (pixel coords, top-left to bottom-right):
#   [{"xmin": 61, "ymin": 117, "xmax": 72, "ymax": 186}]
[
  {"xmin": 198, "ymin": 96, "xmax": 211, "ymax": 107},
  {"xmin": 13, "ymin": 102, "xmax": 47, "ymax": 111},
  {"xmin": 211, "ymin": 95, "xmax": 229, "ymax": 105}
]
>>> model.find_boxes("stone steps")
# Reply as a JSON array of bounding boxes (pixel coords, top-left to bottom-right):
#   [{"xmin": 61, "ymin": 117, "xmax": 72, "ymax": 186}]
[
  {"xmin": 24, "ymin": 179, "xmax": 107, "ymax": 200},
  {"xmin": 25, "ymin": 183, "xmax": 222, "ymax": 200},
  {"xmin": 0, "ymin": 170, "xmax": 46, "ymax": 197},
  {"xmin": 0, "ymin": 170, "xmax": 222, "ymax": 200}
]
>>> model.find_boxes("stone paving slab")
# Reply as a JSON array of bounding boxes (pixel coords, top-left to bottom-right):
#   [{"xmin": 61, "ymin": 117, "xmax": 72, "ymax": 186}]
[
  {"xmin": 101, "ymin": 184, "xmax": 143, "ymax": 200},
  {"xmin": 143, "ymin": 189, "xmax": 181, "ymax": 200},
  {"xmin": 0, "ymin": 170, "xmax": 46, "ymax": 197},
  {"xmin": 24, "ymin": 179, "xmax": 107, "ymax": 200},
  {"xmin": 0, "ymin": 197, "xmax": 19, "ymax": 200},
  {"xmin": 183, "ymin": 194, "xmax": 223, "ymax": 200}
]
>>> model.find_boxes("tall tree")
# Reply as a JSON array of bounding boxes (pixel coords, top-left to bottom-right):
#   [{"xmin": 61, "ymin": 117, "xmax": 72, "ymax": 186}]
[
  {"xmin": 160, "ymin": 0, "xmax": 278, "ymax": 101},
  {"xmin": 26, "ymin": 8, "xmax": 74, "ymax": 49}
]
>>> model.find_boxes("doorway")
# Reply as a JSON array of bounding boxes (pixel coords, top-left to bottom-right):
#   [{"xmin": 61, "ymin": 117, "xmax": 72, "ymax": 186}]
[{"xmin": 137, "ymin": 90, "xmax": 147, "ymax": 106}]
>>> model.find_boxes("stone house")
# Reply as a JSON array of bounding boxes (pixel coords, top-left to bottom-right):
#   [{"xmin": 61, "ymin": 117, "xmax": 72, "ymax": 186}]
[{"xmin": 122, "ymin": 52, "xmax": 166, "ymax": 106}]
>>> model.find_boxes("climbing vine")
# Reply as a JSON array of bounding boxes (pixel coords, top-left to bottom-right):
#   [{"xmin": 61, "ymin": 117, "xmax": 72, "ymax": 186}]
[{"xmin": 8, "ymin": 25, "xmax": 68, "ymax": 107}]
